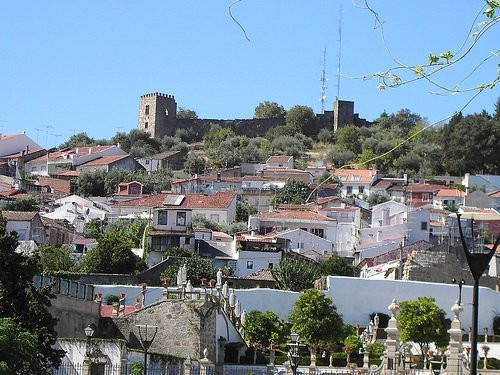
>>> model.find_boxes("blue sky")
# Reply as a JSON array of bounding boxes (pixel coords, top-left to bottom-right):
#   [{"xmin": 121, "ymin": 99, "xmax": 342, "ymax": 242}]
[{"xmin": 0, "ymin": 1, "xmax": 498, "ymax": 148}]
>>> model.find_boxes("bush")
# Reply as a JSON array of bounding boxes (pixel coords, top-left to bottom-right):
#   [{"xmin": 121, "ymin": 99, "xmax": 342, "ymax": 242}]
[{"xmin": 106, "ymin": 294, "xmax": 119, "ymax": 305}]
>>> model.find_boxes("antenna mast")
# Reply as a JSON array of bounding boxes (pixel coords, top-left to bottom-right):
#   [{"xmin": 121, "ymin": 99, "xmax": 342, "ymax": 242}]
[
  {"xmin": 319, "ymin": 48, "xmax": 328, "ymax": 114},
  {"xmin": 336, "ymin": 6, "xmax": 343, "ymax": 100}
]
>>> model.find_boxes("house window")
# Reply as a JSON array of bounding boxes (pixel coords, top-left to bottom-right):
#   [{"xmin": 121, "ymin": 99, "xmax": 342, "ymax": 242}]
[
  {"xmin": 145, "ymin": 122, "xmax": 149, "ymax": 129},
  {"xmin": 157, "ymin": 211, "xmax": 168, "ymax": 225},
  {"xmin": 145, "ymin": 105, "xmax": 150, "ymax": 115},
  {"xmin": 422, "ymin": 193, "xmax": 430, "ymax": 201},
  {"xmin": 41, "ymin": 166, "xmax": 46, "ymax": 171},
  {"xmin": 210, "ymin": 214, "xmax": 220, "ymax": 222},
  {"xmin": 145, "ymin": 160, "xmax": 150, "ymax": 165},
  {"xmin": 421, "ymin": 222, "xmax": 428, "ymax": 231},
  {"xmin": 176, "ymin": 212, "xmax": 187, "ymax": 226},
  {"xmin": 31, "ymin": 166, "xmax": 37, "ymax": 172},
  {"xmin": 353, "ymin": 175, "xmax": 360, "ymax": 182},
  {"xmin": 247, "ymin": 261, "xmax": 253, "ymax": 270},
  {"xmin": 346, "ymin": 186, "xmax": 353, "ymax": 195},
  {"xmin": 185, "ymin": 237, "xmax": 191, "ymax": 245},
  {"xmin": 311, "ymin": 228, "xmax": 324, "ymax": 238},
  {"xmin": 358, "ymin": 186, "xmax": 364, "ymax": 194}
]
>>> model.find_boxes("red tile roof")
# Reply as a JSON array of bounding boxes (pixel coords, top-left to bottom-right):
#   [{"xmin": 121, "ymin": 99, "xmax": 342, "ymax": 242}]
[
  {"xmin": 100, "ymin": 305, "xmax": 136, "ymax": 318},
  {"xmin": 405, "ymin": 184, "xmax": 442, "ymax": 193},
  {"xmin": 334, "ymin": 168, "xmax": 377, "ymax": 183},
  {"xmin": 2, "ymin": 211, "xmax": 39, "ymax": 221},
  {"xmin": 52, "ymin": 170, "xmax": 81, "ymax": 177},
  {"xmin": 172, "ymin": 176, "xmax": 242, "ymax": 185},
  {"xmin": 39, "ymin": 176, "xmax": 71, "ymax": 194},
  {"xmin": 79, "ymin": 154, "xmax": 129, "ymax": 167},
  {"xmin": 244, "ymin": 269, "xmax": 275, "ymax": 281},
  {"xmin": 29, "ymin": 146, "xmax": 116, "ymax": 163},
  {"xmin": 267, "ymin": 155, "xmax": 292, "ymax": 163},
  {"xmin": 436, "ymin": 188, "xmax": 465, "ymax": 198},
  {"xmin": 254, "ymin": 210, "xmax": 336, "ymax": 222},
  {"xmin": 113, "ymin": 192, "xmax": 236, "ymax": 210},
  {"xmin": 0, "ymin": 149, "xmax": 45, "ymax": 159},
  {"xmin": 263, "ymin": 168, "xmax": 310, "ymax": 174}
]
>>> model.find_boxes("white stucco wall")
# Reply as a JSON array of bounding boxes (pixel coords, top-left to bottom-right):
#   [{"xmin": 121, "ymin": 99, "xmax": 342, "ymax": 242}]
[
  {"xmin": 235, "ymin": 250, "xmax": 281, "ymax": 277},
  {"xmin": 277, "ymin": 229, "xmax": 333, "ymax": 254},
  {"xmin": 232, "ymin": 277, "xmax": 500, "ymax": 332},
  {"xmin": 57, "ymin": 339, "xmax": 126, "ymax": 367}
]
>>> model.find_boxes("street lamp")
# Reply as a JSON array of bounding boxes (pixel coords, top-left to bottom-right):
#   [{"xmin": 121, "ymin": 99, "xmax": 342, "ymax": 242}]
[
  {"xmin": 136, "ymin": 324, "xmax": 158, "ymax": 375},
  {"xmin": 451, "ymin": 278, "xmax": 465, "ymax": 305},
  {"xmin": 288, "ymin": 333, "xmax": 300, "ymax": 375},
  {"xmin": 84, "ymin": 324, "xmax": 96, "ymax": 356},
  {"xmin": 455, "ymin": 212, "xmax": 499, "ymax": 375}
]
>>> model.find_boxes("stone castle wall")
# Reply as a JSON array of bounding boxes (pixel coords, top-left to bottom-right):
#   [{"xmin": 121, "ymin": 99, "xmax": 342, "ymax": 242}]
[
  {"xmin": 402, "ymin": 249, "xmax": 499, "ymax": 290},
  {"xmin": 99, "ymin": 299, "xmax": 217, "ymax": 362},
  {"xmin": 137, "ymin": 92, "xmax": 369, "ymax": 139}
]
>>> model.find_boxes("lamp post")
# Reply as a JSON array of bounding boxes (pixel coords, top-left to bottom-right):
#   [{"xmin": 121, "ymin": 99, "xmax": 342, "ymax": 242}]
[
  {"xmin": 288, "ymin": 333, "xmax": 300, "ymax": 375},
  {"xmin": 455, "ymin": 213, "xmax": 499, "ymax": 375},
  {"xmin": 84, "ymin": 324, "xmax": 95, "ymax": 356},
  {"xmin": 451, "ymin": 278, "xmax": 465, "ymax": 305},
  {"xmin": 136, "ymin": 324, "xmax": 158, "ymax": 375}
]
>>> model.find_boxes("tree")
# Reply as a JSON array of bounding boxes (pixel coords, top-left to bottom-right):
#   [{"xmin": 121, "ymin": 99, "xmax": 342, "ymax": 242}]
[
  {"xmin": 243, "ymin": 310, "xmax": 283, "ymax": 364},
  {"xmin": 366, "ymin": 192, "xmax": 390, "ymax": 206},
  {"xmin": 326, "ymin": 145, "xmax": 356, "ymax": 168},
  {"xmin": 160, "ymin": 255, "xmax": 217, "ymax": 287},
  {"xmin": 398, "ymin": 297, "xmax": 450, "ymax": 358},
  {"xmin": 177, "ymin": 107, "xmax": 198, "ymax": 119},
  {"xmin": 286, "ymin": 105, "xmax": 317, "ymax": 136},
  {"xmin": 0, "ymin": 317, "xmax": 39, "ymax": 374},
  {"xmin": 336, "ymin": 125, "xmax": 362, "ymax": 155},
  {"xmin": 319, "ymin": 256, "xmax": 356, "ymax": 277},
  {"xmin": 343, "ymin": 333, "xmax": 362, "ymax": 366},
  {"xmin": 271, "ymin": 256, "xmax": 319, "ymax": 292},
  {"xmin": 81, "ymin": 231, "xmax": 146, "ymax": 274},
  {"xmin": 84, "ymin": 219, "xmax": 107, "ymax": 240},
  {"xmin": 289, "ymin": 289, "xmax": 343, "ymax": 350},
  {"xmin": 272, "ymin": 180, "xmax": 309, "ymax": 208},
  {"xmin": 59, "ymin": 132, "xmax": 95, "ymax": 148},
  {"xmin": 254, "ymin": 101, "xmax": 286, "ymax": 119},
  {"xmin": 37, "ymin": 244, "xmax": 76, "ymax": 273},
  {"xmin": 236, "ymin": 201, "xmax": 258, "ymax": 222},
  {"xmin": 317, "ymin": 128, "xmax": 332, "ymax": 144},
  {"xmin": 4, "ymin": 197, "xmax": 38, "ymax": 212},
  {"xmin": 164, "ymin": 246, "xmax": 194, "ymax": 258},
  {"xmin": 0, "ymin": 213, "xmax": 64, "ymax": 373},
  {"xmin": 76, "ymin": 170, "xmax": 106, "ymax": 197}
]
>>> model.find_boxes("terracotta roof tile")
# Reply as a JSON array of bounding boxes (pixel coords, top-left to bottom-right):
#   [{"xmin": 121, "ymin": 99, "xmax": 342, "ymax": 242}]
[
  {"xmin": 334, "ymin": 168, "xmax": 377, "ymax": 183},
  {"xmin": 38, "ymin": 176, "xmax": 71, "ymax": 194},
  {"xmin": 113, "ymin": 192, "xmax": 236, "ymax": 210},
  {"xmin": 267, "ymin": 156, "xmax": 292, "ymax": 163},
  {"xmin": 253, "ymin": 210, "xmax": 336, "ymax": 222},
  {"xmin": 405, "ymin": 183, "xmax": 442, "ymax": 193},
  {"xmin": 79, "ymin": 154, "xmax": 129, "ymax": 167},
  {"xmin": 2, "ymin": 211, "xmax": 39, "ymax": 221},
  {"xmin": 436, "ymin": 188, "xmax": 465, "ymax": 198}
]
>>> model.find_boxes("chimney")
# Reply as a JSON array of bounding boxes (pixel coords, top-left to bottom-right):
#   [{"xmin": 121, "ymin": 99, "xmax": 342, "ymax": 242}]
[
  {"xmin": 26, "ymin": 145, "xmax": 29, "ymax": 154},
  {"xmin": 403, "ymin": 173, "xmax": 408, "ymax": 184},
  {"xmin": 217, "ymin": 173, "xmax": 221, "ymax": 182},
  {"xmin": 134, "ymin": 297, "xmax": 142, "ymax": 310},
  {"xmin": 118, "ymin": 293, "xmax": 125, "ymax": 316},
  {"xmin": 75, "ymin": 147, "xmax": 79, "ymax": 154},
  {"xmin": 88, "ymin": 147, "xmax": 92, "ymax": 154},
  {"xmin": 376, "ymin": 230, "xmax": 382, "ymax": 242},
  {"xmin": 112, "ymin": 302, "xmax": 119, "ymax": 317}
]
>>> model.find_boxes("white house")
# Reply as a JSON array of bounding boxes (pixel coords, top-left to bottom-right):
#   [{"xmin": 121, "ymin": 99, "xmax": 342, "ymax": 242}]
[
  {"xmin": 25, "ymin": 145, "xmax": 127, "ymax": 176},
  {"xmin": 433, "ymin": 188, "xmax": 466, "ymax": 209},
  {"xmin": 463, "ymin": 173, "xmax": 500, "ymax": 193},
  {"xmin": 274, "ymin": 228, "xmax": 334, "ymax": 254},
  {"xmin": 319, "ymin": 206, "xmax": 360, "ymax": 256},
  {"xmin": 248, "ymin": 210, "xmax": 337, "ymax": 243},
  {"xmin": 334, "ymin": 168, "xmax": 378, "ymax": 197},
  {"xmin": 265, "ymin": 155, "xmax": 294, "ymax": 169},
  {"xmin": 3, "ymin": 211, "xmax": 47, "ymax": 244}
]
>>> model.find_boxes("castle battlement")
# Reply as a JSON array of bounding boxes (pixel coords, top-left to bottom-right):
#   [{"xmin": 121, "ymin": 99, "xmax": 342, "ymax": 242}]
[{"xmin": 140, "ymin": 92, "xmax": 175, "ymax": 100}]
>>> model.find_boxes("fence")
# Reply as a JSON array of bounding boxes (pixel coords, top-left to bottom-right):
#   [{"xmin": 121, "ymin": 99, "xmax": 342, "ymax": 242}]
[{"xmin": 52, "ymin": 362, "xmax": 184, "ymax": 375}]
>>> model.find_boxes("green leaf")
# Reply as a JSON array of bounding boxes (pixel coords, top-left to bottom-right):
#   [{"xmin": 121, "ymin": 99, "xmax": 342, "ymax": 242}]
[{"xmin": 428, "ymin": 53, "xmax": 439, "ymax": 65}]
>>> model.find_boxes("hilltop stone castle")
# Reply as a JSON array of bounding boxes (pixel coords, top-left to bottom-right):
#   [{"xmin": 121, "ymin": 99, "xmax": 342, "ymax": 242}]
[{"xmin": 137, "ymin": 92, "xmax": 369, "ymax": 139}]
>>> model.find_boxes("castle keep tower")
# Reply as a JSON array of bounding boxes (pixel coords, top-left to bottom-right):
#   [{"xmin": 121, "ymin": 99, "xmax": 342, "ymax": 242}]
[{"xmin": 138, "ymin": 93, "xmax": 177, "ymax": 138}]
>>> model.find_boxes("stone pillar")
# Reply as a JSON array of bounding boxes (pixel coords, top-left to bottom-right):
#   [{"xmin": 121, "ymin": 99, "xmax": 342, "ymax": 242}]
[
  {"xmin": 82, "ymin": 357, "xmax": 91, "ymax": 375},
  {"xmin": 384, "ymin": 299, "xmax": 399, "ymax": 374},
  {"xmin": 184, "ymin": 356, "xmax": 193, "ymax": 375},
  {"xmin": 447, "ymin": 301, "xmax": 463, "ymax": 375},
  {"xmin": 200, "ymin": 348, "xmax": 215, "ymax": 375},
  {"xmin": 309, "ymin": 347, "xmax": 317, "ymax": 367}
]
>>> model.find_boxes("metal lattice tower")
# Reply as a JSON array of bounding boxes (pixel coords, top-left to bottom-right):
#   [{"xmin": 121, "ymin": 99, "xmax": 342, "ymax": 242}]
[
  {"xmin": 319, "ymin": 48, "xmax": 328, "ymax": 114},
  {"xmin": 336, "ymin": 6, "xmax": 343, "ymax": 100}
]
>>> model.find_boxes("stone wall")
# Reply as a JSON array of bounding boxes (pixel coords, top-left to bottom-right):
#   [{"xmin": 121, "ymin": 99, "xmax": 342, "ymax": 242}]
[
  {"xmin": 403, "ymin": 249, "xmax": 499, "ymax": 290},
  {"xmin": 99, "ymin": 299, "xmax": 217, "ymax": 362},
  {"xmin": 50, "ymin": 294, "xmax": 101, "ymax": 338}
]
